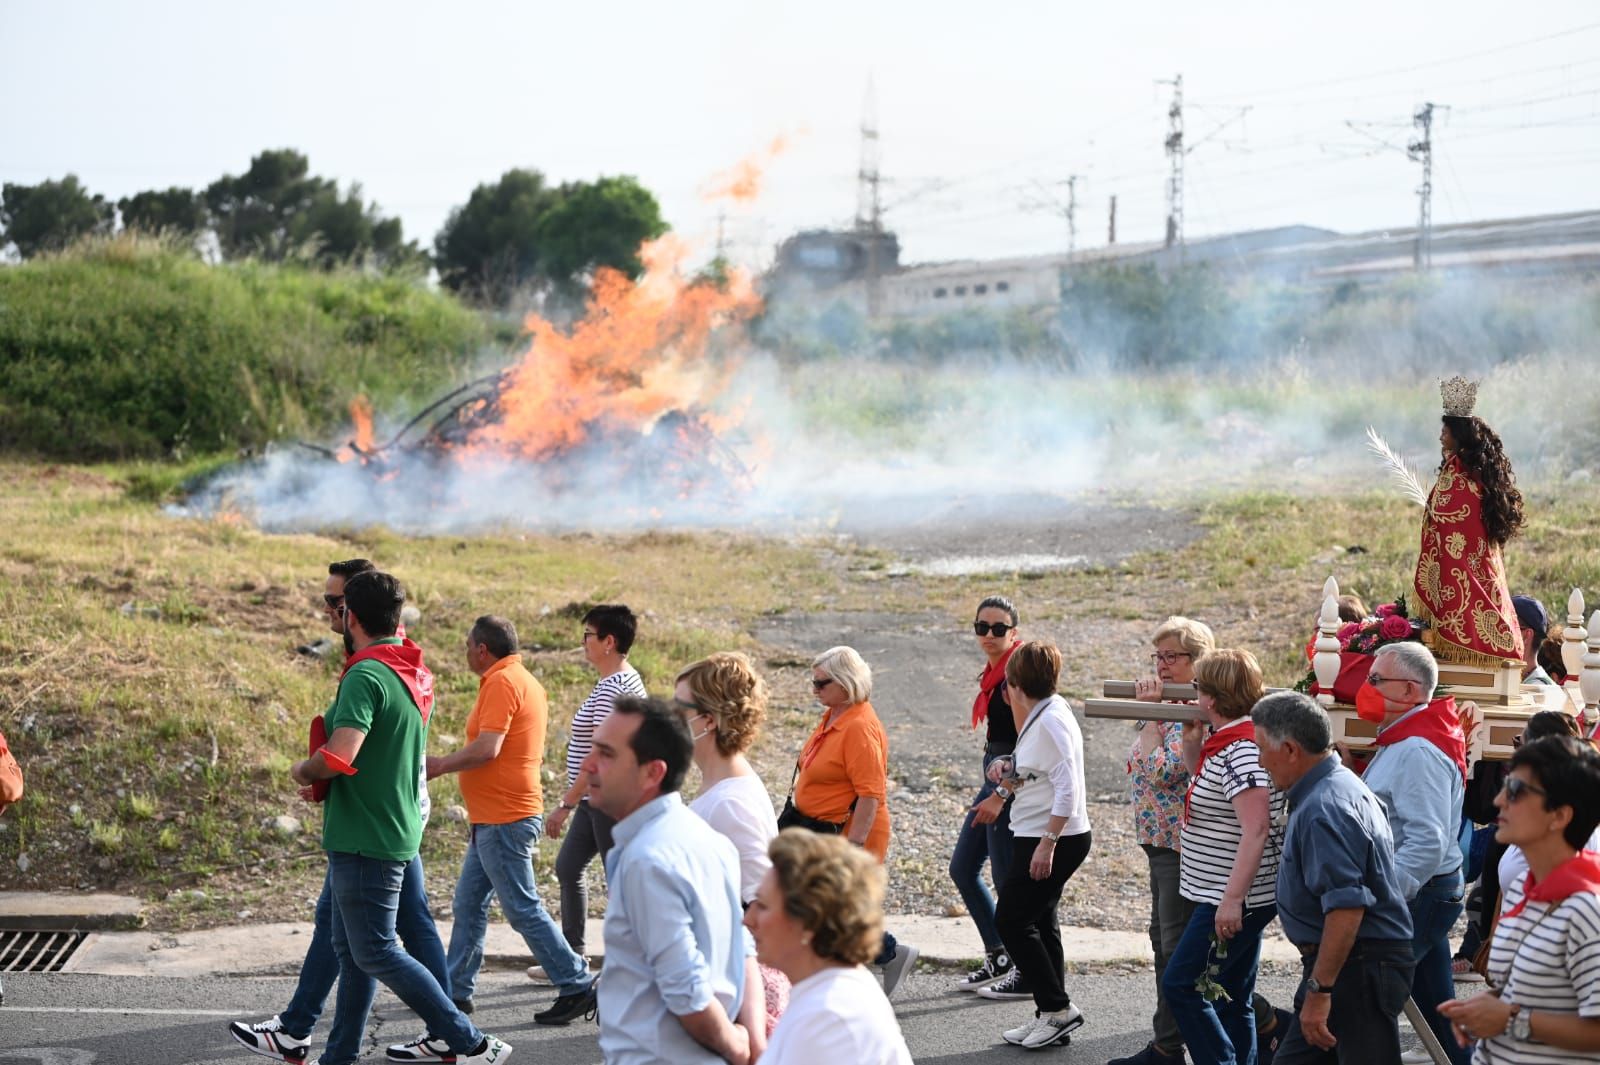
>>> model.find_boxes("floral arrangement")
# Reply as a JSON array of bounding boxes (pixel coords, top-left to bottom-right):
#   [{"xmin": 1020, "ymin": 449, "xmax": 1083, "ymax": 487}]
[{"xmin": 1294, "ymin": 595, "xmax": 1423, "ymax": 696}]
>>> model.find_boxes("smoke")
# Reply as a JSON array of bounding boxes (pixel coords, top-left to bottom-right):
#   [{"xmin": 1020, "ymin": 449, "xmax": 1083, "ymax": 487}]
[{"xmin": 178, "ymin": 271, "xmax": 1600, "ymax": 538}]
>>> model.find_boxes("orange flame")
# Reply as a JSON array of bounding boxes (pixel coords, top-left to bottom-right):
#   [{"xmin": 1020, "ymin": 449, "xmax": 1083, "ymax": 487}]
[
  {"xmin": 337, "ymin": 396, "xmax": 376, "ymax": 463},
  {"xmin": 701, "ymin": 135, "xmax": 789, "ymax": 204},
  {"xmin": 480, "ymin": 236, "xmax": 762, "ymax": 459}
]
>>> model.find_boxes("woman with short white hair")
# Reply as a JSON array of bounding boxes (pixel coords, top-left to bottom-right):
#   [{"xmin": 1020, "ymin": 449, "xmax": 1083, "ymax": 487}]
[{"xmin": 781, "ymin": 646, "xmax": 919, "ymax": 998}]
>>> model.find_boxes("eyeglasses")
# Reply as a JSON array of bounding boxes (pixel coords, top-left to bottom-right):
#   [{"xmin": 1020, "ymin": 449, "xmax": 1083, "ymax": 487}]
[
  {"xmin": 1501, "ymin": 776, "xmax": 1547, "ymax": 803},
  {"xmin": 674, "ymin": 697, "xmax": 705, "ymax": 715},
  {"xmin": 811, "ymin": 678, "xmax": 833, "ymax": 690},
  {"xmin": 973, "ymin": 621, "xmax": 1015, "ymax": 638},
  {"xmin": 1150, "ymin": 651, "xmax": 1193, "ymax": 666},
  {"xmin": 581, "ymin": 630, "xmax": 599, "ymax": 642},
  {"xmin": 1366, "ymin": 672, "xmax": 1415, "ymax": 689},
  {"xmin": 323, "ymin": 594, "xmax": 344, "ymax": 609}
]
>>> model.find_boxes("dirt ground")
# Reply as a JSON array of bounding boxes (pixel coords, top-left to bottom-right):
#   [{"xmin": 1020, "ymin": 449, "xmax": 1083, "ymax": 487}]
[{"xmin": 745, "ymin": 500, "xmax": 1205, "ymax": 934}]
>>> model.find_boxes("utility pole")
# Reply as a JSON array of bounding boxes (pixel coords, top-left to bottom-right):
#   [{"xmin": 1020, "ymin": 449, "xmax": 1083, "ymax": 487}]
[
  {"xmin": 1408, "ymin": 102, "xmax": 1436, "ymax": 271},
  {"xmin": 1108, "ymin": 194, "xmax": 1118, "ymax": 245},
  {"xmin": 856, "ymin": 79, "xmax": 884, "ymax": 316},
  {"xmin": 1160, "ymin": 74, "xmax": 1184, "ymax": 250}
]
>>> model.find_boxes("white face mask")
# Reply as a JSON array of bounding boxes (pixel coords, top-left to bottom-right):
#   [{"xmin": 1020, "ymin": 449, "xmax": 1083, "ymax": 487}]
[{"xmin": 690, "ymin": 714, "xmax": 715, "ymax": 744}]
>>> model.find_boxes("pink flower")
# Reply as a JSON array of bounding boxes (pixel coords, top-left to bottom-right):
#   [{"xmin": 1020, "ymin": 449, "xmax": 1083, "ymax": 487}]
[
  {"xmin": 1375, "ymin": 603, "xmax": 1400, "ymax": 618},
  {"xmin": 1380, "ymin": 614, "xmax": 1412, "ymax": 640},
  {"xmin": 1337, "ymin": 622, "xmax": 1361, "ymax": 642}
]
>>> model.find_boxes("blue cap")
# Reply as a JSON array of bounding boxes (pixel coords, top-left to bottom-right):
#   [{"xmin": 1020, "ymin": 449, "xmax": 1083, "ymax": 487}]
[{"xmin": 1512, "ymin": 595, "xmax": 1549, "ymax": 637}]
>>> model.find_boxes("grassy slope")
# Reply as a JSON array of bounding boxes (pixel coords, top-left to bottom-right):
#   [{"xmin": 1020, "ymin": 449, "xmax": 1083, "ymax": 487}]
[{"xmin": 0, "ymin": 461, "xmax": 1593, "ymax": 927}]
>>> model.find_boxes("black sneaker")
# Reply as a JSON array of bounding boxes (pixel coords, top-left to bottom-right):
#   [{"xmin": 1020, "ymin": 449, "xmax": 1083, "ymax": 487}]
[
  {"xmin": 228, "ymin": 1015, "xmax": 311, "ymax": 1063},
  {"xmin": 452, "ymin": 999, "xmax": 474, "ymax": 1016},
  {"xmin": 1257, "ymin": 1007, "xmax": 1294, "ymax": 1065},
  {"xmin": 957, "ymin": 949, "xmax": 1014, "ymax": 992},
  {"xmin": 974, "ymin": 965, "xmax": 1034, "ymax": 1001},
  {"xmin": 1107, "ymin": 1043, "xmax": 1187, "ymax": 1065},
  {"xmin": 534, "ymin": 981, "xmax": 597, "ymax": 1026}
]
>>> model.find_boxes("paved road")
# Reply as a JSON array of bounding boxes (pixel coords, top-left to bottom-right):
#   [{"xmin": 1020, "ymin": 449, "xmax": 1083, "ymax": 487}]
[{"xmin": 0, "ymin": 967, "xmax": 1328, "ymax": 1065}]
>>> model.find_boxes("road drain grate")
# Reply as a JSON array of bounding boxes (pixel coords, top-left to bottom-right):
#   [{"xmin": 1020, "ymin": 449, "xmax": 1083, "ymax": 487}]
[{"xmin": 0, "ymin": 929, "xmax": 87, "ymax": 972}]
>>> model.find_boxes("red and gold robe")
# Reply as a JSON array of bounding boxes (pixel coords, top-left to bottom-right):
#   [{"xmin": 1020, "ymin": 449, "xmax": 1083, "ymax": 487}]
[{"xmin": 1413, "ymin": 454, "xmax": 1523, "ymax": 664}]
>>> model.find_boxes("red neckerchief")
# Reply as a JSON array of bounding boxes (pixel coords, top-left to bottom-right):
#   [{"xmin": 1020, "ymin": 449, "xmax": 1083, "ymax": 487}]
[
  {"xmin": 342, "ymin": 638, "xmax": 435, "ymax": 724},
  {"xmin": 1183, "ymin": 720, "xmax": 1255, "ymax": 824},
  {"xmin": 1375, "ymin": 695, "xmax": 1466, "ymax": 783},
  {"xmin": 973, "ymin": 643, "xmax": 1019, "ymax": 729},
  {"xmin": 1502, "ymin": 851, "xmax": 1600, "ymax": 919}
]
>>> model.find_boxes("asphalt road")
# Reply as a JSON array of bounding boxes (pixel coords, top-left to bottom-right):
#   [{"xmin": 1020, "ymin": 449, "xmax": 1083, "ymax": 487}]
[{"xmin": 0, "ymin": 967, "xmax": 1323, "ymax": 1065}]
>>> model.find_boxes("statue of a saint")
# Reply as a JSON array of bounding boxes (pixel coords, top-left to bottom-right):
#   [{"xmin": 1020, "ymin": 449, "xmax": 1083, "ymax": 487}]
[{"xmin": 1414, "ymin": 376, "xmax": 1525, "ymax": 665}]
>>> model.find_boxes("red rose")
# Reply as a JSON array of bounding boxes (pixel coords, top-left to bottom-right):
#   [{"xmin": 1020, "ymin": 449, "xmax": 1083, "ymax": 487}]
[
  {"xmin": 1380, "ymin": 614, "xmax": 1412, "ymax": 640},
  {"xmin": 1375, "ymin": 603, "xmax": 1399, "ymax": 618}
]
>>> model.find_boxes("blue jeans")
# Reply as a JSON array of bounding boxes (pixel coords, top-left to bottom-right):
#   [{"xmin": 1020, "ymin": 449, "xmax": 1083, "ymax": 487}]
[
  {"xmin": 448, "ymin": 817, "xmax": 590, "ymax": 999},
  {"xmin": 1408, "ymin": 871, "xmax": 1468, "ymax": 1065},
  {"xmin": 948, "ymin": 752, "xmax": 1014, "ymax": 952},
  {"xmin": 281, "ymin": 856, "xmax": 450, "ymax": 1040},
  {"xmin": 1164, "ymin": 902, "xmax": 1277, "ymax": 1065},
  {"xmin": 326, "ymin": 851, "xmax": 481, "ymax": 1065}
]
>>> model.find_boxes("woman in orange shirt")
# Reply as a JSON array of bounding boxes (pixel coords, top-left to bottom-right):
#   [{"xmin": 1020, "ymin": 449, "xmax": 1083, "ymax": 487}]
[{"xmin": 784, "ymin": 645, "xmax": 919, "ymax": 999}]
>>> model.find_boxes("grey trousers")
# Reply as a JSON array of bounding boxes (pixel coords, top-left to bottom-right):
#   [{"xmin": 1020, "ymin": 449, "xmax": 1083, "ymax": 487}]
[
  {"xmin": 1143, "ymin": 844, "xmax": 1200, "ymax": 1055},
  {"xmin": 554, "ymin": 800, "xmax": 616, "ymax": 956}
]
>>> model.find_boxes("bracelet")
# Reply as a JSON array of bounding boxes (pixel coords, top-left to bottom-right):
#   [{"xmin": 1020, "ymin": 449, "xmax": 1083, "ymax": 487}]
[{"xmin": 560, "ymin": 802, "xmax": 578, "ymax": 811}]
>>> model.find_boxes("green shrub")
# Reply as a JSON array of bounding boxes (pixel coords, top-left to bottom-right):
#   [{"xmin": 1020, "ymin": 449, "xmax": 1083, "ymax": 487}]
[{"xmin": 0, "ymin": 233, "xmax": 493, "ymax": 460}]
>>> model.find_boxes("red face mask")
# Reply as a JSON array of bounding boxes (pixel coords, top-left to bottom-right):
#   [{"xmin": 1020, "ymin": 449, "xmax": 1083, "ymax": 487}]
[{"xmin": 1355, "ymin": 682, "xmax": 1390, "ymax": 723}]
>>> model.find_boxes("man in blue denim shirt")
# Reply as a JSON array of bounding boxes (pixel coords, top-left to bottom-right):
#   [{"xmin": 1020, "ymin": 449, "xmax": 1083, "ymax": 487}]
[
  {"xmin": 1253, "ymin": 691, "xmax": 1414, "ymax": 1065},
  {"xmin": 585, "ymin": 695, "xmax": 754, "ymax": 1065},
  {"xmin": 1359, "ymin": 642, "xmax": 1469, "ymax": 1065}
]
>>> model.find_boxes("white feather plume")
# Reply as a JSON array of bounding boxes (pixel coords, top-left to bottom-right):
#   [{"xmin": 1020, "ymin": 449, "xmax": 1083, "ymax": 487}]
[{"xmin": 1365, "ymin": 426, "xmax": 1429, "ymax": 507}]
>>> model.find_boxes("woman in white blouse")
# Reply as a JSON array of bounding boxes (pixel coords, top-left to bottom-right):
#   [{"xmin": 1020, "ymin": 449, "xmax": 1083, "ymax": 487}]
[
  {"xmin": 744, "ymin": 829, "xmax": 913, "ymax": 1065},
  {"xmin": 675, "ymin": 652, "xmax": 787, "ymax": 1039},
  {"xmin": 1440, "ymin": 735, "xmax": 1600, "ymax": 1062}
]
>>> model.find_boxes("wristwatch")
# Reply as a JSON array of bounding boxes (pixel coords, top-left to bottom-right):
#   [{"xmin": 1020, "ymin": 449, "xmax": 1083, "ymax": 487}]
[
  {"xmin": 1305, "ymin": 975, "xmax": 1333, "ymax": 995},
  {"xmin": 1509, "ymin": 1004, "xmax": 1532, "ymax": 1042},
  {"xmin": 1042, "ymin": 830, "xmax": 1061, "ymax": 842},
  {"xmin": 993, "ymin": 785, "xmax": 1013, "ymax": 800}
]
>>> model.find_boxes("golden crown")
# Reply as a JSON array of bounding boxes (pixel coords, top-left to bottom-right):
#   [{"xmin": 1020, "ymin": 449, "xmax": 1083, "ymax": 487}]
[{"xmin": 1440, "ymin": 375, "xmax": 1478, "ymax": 418}]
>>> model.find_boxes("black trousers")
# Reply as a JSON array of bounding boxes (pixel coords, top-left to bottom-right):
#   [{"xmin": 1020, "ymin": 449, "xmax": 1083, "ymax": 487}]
[
  {"xmin": 1273, "ymin": 940, "xmax": 1414, "ymax": 1065},
  {"xmin": 994, "ymin": 831, "xmax": 1092, "ymax": 1013}
]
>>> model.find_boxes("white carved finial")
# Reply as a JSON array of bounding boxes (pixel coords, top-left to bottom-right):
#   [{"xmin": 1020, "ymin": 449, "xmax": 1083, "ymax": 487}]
[
  {"xmin": 1564, "ymin": 589, "xmax": 1588, "ymax": 684},
  {"xmin": 1313, "ymin": 578, "xmax": 1343, "ymax": 708},
  {"xmin": 1583, "ymin": 609, "xmax": 1600, "ymax": 714}
]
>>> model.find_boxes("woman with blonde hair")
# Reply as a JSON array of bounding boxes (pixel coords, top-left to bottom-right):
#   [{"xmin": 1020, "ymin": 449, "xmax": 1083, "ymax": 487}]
[
  {"xmin": 744, "ymin": 830, "xmax": 913, "ymax": 1064},
  {"xmin": 675, "ymin": 652, "xmax": 787, "ymax": 1036},
  {"xmin": 784, "ymin": 646, "xmax": 919, "ymax": 998},
  {"xmin": 1162, "ymin": 648, "xmax": 1285, "ymax": 1065}
]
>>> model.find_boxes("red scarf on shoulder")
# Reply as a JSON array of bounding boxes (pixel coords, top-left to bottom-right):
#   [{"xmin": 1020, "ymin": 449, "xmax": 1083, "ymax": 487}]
[
  {"xmin": 1375, "ymin": 696, "xmax": 1466, "ymax": 783},
  {"xmin": 1183, "ymin": 720, "xmax": 1255, "ymax": 823},
  {"xmin": 972, "ymin": 642, "xmax": 1019, "ymax": 729},
  {"xmin": 343, "ymin": 638, "xmax": 435, "ymax": 724},
  {"xmin": 1502, "ymin": 851, "xmax": 1600, "ymax": 919}
]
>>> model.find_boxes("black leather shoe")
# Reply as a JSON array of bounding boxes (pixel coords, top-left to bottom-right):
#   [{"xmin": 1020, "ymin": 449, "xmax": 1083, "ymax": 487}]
[{"xmin": 534, "ymin": 982, "xmax": 597, "ymax": 1026}]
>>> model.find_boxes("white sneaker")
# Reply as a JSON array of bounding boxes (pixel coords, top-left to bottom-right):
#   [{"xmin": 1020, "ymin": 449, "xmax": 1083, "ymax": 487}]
[
  {"xmin": 458, "ymin": 1036, "xmax": 512, "ymax": 1065},
  {"xmin": 227, "ymin": 1015, "xmax": 311, "ymax": 1063},
  {"xmin": 1003, "ymin": 1014, "xmax": 1042, "ymax": 1045},
  {"xmin": 1017, "ymin": 1005, "xmax": 1084, "ymax": 1050}
]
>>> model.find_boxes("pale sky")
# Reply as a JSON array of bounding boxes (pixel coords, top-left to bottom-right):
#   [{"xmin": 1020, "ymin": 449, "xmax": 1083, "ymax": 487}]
[{"xmin": 5, "ymin": 1, "xmax": 1599, "ymax": 269}]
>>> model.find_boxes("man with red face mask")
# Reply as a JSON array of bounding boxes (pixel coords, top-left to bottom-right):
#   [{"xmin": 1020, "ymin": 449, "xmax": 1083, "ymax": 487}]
[{"xmin": 1356, "ymin": 641, "xmax": 1469, "ymax": 1065}]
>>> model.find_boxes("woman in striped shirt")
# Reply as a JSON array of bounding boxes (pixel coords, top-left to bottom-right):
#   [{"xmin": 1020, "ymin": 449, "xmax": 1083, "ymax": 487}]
[
  {"xmin": 1161, "ymin": 648, "xmax": 1286, "ymax": 1065},
  {"xmin": 1440, "ymin": 735, "xmax": 1600, "ymax": 1062}
]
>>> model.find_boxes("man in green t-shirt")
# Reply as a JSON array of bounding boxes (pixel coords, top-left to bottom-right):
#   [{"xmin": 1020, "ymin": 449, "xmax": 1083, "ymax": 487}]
[{"xmin": 292, "ymin": 571, "xmax": 511, "ymax": 1065}]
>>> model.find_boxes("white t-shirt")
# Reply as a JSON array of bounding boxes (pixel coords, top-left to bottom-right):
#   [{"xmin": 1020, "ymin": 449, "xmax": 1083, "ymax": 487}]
[
  {"xmin": 690, "ymin": 774, "xmax": 779, "ymax": 904},
  {"xmin": 1009, "ymin": 694, "xmax": 1089, "ymax": 839},
  {"xmin": 1178, "ymin": 721, "xmax": 1285, "ymax": 909},
  {"xmin": 1475, "ymin": 874, "xmax": 1600, "ymax": 1064},
  {"xmin": 762, "ymin": 965, "xmax": 913, "ymax": 1065}
]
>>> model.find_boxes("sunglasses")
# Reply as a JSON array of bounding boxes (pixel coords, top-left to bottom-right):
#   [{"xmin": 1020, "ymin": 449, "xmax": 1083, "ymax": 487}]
[
  {"xmin": 1501, "ymin": 776, "xmax": 1547, "ymax": 803},
  {"xmin": 323, "ymin": 594, "xmax": 345, "ymax": 608},
  {"xmin": 811, "ymin": 677, "xmax": 833, "ymax": 690},
  {"xmin": 1150, "ymin": 651, "xmax": 1193, "ymax": 666},
  {"xmin": 974, "ymin": 621, "xmax": 1015, "ymax": 637}
]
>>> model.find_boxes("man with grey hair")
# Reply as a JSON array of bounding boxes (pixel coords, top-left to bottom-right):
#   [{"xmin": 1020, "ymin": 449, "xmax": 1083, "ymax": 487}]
[
  {"xmin": 1252, "ymin": 691, "xmax": 1414, "ymax": 1064},
  {"xmin": 1358, "ymin": 641, "xmax": 1469, "ymax": 1065}
]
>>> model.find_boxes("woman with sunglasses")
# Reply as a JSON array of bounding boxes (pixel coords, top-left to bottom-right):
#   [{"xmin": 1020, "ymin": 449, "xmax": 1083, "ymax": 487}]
[
  {"xmin": 675, "ymin": 652, "xmax": 787, "ymax": 1042},
  {"xmin": 1493, "ymin": 712, "xmax": 1600, "ymax": 916},
  {"xmin": 1438, "ymin": 735, "xmax": 1600, "ymax": 1061},
  {"xmin": 786, "ymin": 646, "xmax": 919, "ymax": 998},
  {"xmin": 951, "ymin": 596, "xmax": 1023, "ymax": 993}
]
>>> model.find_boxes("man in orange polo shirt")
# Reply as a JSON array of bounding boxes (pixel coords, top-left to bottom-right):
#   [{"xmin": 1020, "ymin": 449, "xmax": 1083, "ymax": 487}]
[{"xmin": 390, "ymin": 616, "xmax": 597, "ymax": 1062}]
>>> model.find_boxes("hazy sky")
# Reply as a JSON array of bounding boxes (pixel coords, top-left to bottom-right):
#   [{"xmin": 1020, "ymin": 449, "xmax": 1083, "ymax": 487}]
[{"xmin": 5, "ymin": 1, "xmax": 1599, "ymax": 268}]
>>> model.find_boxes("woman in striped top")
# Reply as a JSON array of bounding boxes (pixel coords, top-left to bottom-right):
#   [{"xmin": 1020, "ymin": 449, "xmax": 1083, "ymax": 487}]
[
  {"xmin": 1440, "ymin": 735, "xmax": 1600, "ymax": 1062},
  {"xmin": 1162, "ymin": 648, "xmax": 1286, "ymax": 1065}
]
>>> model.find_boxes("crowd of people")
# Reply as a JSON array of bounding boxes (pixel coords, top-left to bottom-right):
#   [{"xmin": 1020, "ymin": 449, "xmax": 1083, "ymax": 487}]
[{"xmin": 215, "ymin": 392, "xmax": 1599, "ymax": 1065}]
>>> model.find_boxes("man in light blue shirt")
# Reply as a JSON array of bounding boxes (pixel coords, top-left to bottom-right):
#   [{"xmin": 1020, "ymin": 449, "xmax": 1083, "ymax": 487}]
[
  {"xmin": 583, "ymin": 695, "xmax": 751, "ymax": 1065},
  {"xmin": 1358, "ymin": 642, "xmax": 1468, "ymax": 1065}
]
